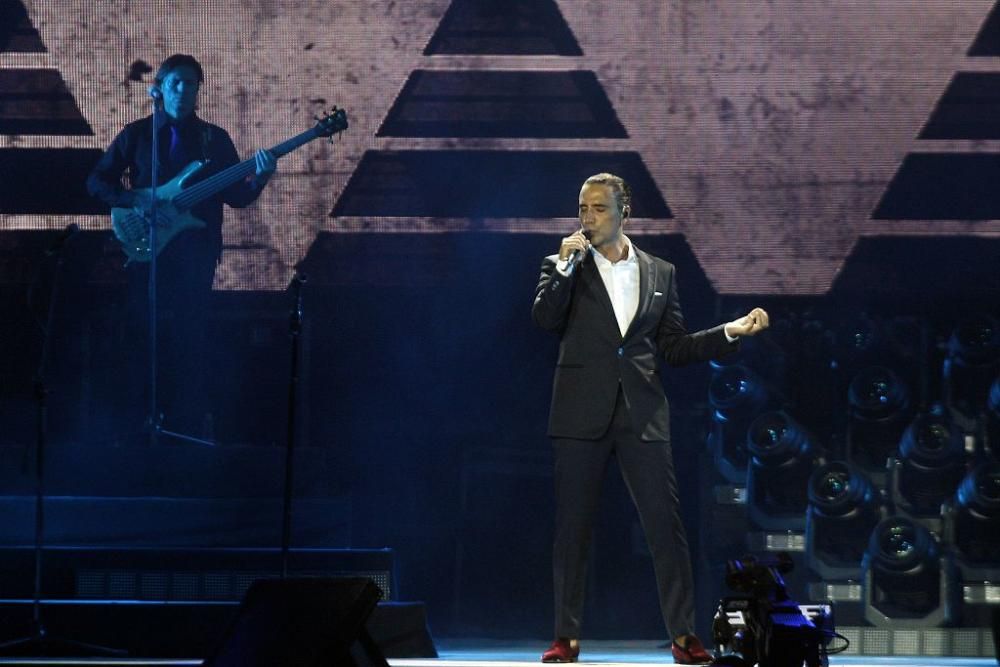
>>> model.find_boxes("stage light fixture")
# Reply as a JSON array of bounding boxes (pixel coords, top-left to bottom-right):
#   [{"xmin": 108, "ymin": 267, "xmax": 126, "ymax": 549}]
[
  {"xmin": 745, "ymin": 411, "xmax": 819, "ymax": 530},
  {"xmin": 944, "ymin": 461, "xmax": 1000, "ymax": 581},
  {"xmin": 805, "ymin": 461, "xmax": 883, "ymax": 579},
  {"xmin": 890, "ymin": 411, "xmax": 967, "ymax": 518},
  {"xmin": 847, "ymin": 366, "xmax": 911, "ymax": 481},
  {"xmin": 708, "ymin": 364, "xmax": 769, "ymax": 483},
  {"xmin": 834, "ymin": 312, "xmax": 880, "ymax": 370},
  {"xmin": 862, "ymin": 516, "xmax": 957, "ymax": 627},
  {"xmin": 836, "ymin": 313, "xmax": 922, "ymax": 376},
  {"xmin": 944, "ymin": 315, "xmax": 1000, "ymax": 429}
]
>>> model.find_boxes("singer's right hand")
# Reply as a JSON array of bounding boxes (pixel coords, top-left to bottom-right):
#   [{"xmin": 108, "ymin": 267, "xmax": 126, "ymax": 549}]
[{"xmin": 559, "ymin": 229, "xmax": 590, "ymax": 261}]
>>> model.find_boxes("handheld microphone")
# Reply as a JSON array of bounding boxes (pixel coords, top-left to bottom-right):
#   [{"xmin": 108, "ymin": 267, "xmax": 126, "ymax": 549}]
[{"xmin": 566, "ymin": 229, "xmax": 593, "ymax": 266}]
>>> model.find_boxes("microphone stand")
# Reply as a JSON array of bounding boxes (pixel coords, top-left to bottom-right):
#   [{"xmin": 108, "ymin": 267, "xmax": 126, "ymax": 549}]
[
  {"xmin": 0, "ymin": 229, "xmax": 125, "ymax": 657},
  {"xmin": 147, "ymin": 91, "xmax": 162, "ymax": 446},
  {"xmin": 280, "ymin": 274, "xmax": 306, "ymax": 577},
  {"xmin": 145, "ymin": 91, "xmax": 214, "ymax": 447}
]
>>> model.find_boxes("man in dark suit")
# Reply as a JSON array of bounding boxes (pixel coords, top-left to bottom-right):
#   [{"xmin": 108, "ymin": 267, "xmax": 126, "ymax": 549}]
[{"xmin": 532, "ymin": 173, "xmax": 769, "ymax": 664}]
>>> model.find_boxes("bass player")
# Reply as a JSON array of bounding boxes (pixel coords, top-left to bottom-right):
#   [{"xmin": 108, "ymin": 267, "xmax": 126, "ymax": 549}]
[{"xmin": 87, "ymin": 53, "xmax": 278, "ymax": 439}]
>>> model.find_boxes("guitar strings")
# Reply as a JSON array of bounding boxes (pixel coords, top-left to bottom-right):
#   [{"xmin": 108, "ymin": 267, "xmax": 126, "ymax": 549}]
[
  {"xmin": 171, "ymin": 128, "xmax": 322, "ymax": 209},
  {"xmin": 172, "ymin": 158, "xmax": 257, "ymax": 209}
]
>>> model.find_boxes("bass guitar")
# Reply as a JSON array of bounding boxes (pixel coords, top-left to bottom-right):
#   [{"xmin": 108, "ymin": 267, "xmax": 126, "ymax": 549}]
[{"xmin": 111, "ymin": 107, "xmax": 347, "ymax": 263}]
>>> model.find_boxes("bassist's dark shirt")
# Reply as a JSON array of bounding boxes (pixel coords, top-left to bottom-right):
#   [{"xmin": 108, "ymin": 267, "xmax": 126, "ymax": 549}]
[{"xmin": 87, "ymin": 113, "xmax": 265, "ymax": 260}]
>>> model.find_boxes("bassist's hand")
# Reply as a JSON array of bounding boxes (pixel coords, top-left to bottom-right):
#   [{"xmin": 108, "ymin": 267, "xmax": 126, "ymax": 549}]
[
  {"xmin": 253, "ymin": 149, "xmax": 277, "ymax": 186},
  {"xmin": 132, "ymin": 193, "xmax": 180, "ymax": 229}
]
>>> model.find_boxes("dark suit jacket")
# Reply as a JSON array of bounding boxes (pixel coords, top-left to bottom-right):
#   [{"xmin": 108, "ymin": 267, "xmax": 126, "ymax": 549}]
[{"xmin": 532, "ymin": 245, "xmax": 738, "ymax": 441}]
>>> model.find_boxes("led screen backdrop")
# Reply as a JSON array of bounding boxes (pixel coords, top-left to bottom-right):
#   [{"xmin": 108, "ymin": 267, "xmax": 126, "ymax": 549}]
[{"xmin": 1, "ymin": 0, "xmax": 999, "ymax": 294}]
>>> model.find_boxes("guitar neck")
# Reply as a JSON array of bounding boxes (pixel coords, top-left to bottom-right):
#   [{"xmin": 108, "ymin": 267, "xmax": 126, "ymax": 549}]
[{"xmin": 172, "ymin": 127, "xmax": 320, "ymax": 209}]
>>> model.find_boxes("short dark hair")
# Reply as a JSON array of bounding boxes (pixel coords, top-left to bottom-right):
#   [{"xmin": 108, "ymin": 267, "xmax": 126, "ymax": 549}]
[
  {"xmin": 583, "ymin": 173, "xmax": 631, "ymax": 214},
  {"xmin": 155, "ymin": 53, "xmax": 204, "ymax": 85}
]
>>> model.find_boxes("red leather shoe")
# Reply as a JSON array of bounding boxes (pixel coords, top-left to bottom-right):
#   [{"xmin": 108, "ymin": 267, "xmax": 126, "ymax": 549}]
[
  {"xmin": 672, "ymin": 635, "xmax": 713, "ymax": 665},
  {"xmin": 541, "ymin": 638, "xmax": 579, "ymax": 663}
]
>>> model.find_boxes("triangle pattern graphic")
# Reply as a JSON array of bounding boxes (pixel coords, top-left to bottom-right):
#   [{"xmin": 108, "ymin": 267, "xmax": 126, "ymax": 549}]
[
  {"xmin": 0, "ymin": 0, "xmax": 46, "ymax": 53},
  {"xmin": 0, "ymin": 148, "xmax": 104, "ymax": 214},
  {"xmin": 917, "ymin": 72, "xmax": 1000, "ymax": 140},
  {"xmin": 0, "ymin": 0, "xmax": 100, "ymax": 215},
  {"xmin": 0, "ymin": 0, "xmax": 91, "ymax": 135},
  {"xmin": 333, "ymin": 150, "xmax": 670, "ymax": 218},
  {"xmin": 332, "ymin": 0, "xmax": 670, "ymax": 221},
  {"xmin": 424, "ymin": 0, "xmax": 582, "ymax": 56},
  {"xmin": 0, "ymin": 68, "xmax": 94, "ymax": 136},
  {"xmin": 376, "ymin": 70, "xmax": 628, "ymax": 138},
  {"xmin": 873, "ymin": 2, "xmax": 1000, "ymax": 220},
  {"xmin": 968, "ymin": 1, "xmax": 1000, "ymax": 56}
]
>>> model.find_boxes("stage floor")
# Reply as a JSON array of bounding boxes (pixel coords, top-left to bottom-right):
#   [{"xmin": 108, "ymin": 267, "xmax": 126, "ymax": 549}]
[
  {"xmin": 414, "ymin": 639, "xmax": 995, "ymax": 666},
  {"xmin": 0, "ymin": 639, "xmax": 994, "ymax": 666}
]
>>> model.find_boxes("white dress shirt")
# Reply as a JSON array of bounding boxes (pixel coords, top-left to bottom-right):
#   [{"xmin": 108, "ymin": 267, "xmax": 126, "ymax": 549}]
[
  {"xmin": 591, "ymin": 237, "xmax": 640, "ymax": 337},
  {"xmin": 557, "ymin": 236, "xmax": 640, "ymax": 338},
  {"xmin": 557, "ymin": 236, "xmax": 739, "ymax": 343}
]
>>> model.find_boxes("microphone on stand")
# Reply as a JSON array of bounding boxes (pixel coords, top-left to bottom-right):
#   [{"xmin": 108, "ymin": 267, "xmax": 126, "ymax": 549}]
[{"xmin": 148, "ymin": 85, "xmax": 163, "ymax": 108}]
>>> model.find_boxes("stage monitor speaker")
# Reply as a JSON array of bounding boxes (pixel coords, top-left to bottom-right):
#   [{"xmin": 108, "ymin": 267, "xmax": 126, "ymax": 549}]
[{"xmin": 203, "ymin": 577, "xmax": 388, "ymax": 667}]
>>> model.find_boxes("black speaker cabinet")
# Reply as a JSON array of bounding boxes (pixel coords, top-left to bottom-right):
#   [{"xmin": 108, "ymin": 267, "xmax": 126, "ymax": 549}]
[{"xmin": 204, "ymin": 577, "xmax": 388, "ymax": 667}]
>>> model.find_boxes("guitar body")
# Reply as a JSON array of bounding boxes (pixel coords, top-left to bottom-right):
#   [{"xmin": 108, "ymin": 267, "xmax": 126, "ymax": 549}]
[{"xmin": 111, "ymin": 160, "xmax": 208, "ymax": 263}]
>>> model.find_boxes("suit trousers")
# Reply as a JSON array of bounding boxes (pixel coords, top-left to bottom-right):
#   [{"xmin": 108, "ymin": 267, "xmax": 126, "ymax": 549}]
[{"xmin": 552, "ymin": 385, "xmax": 696, "ymax": 639}]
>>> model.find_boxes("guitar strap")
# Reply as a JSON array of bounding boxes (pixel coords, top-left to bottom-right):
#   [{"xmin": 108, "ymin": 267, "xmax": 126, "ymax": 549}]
[{"xmin": 200, "ymin": 124, "xmax": 212, "ymax": 161}]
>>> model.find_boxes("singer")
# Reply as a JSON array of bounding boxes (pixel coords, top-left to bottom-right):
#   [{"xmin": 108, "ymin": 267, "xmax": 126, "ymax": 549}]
[
  {"xmin": 532, "ymin": 173, "xmax": 770, "ymax": 664},
  {"xmin": 86, "ymin": 53, "xmax": 278, "ymax": 438}
]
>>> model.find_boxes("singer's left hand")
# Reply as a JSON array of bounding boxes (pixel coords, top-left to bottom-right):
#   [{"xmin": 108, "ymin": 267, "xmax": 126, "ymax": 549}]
[{"xmin": 724, "ymin": 307, "xmax": 770, "ymax": 338}]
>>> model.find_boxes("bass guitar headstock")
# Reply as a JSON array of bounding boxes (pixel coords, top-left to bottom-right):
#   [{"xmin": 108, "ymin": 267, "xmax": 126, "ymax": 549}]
[{"xmin": 314, "ymin": 107, "xmax": 348, "ymax": 140}]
